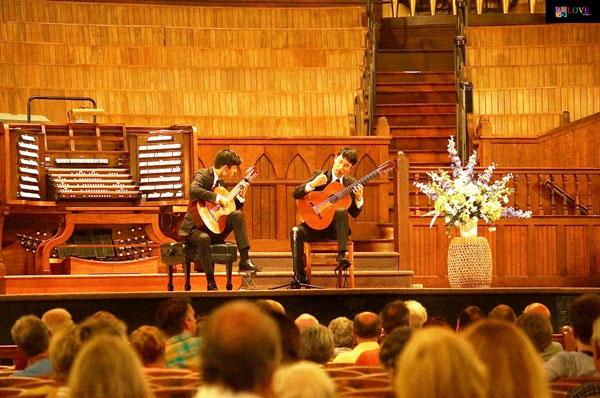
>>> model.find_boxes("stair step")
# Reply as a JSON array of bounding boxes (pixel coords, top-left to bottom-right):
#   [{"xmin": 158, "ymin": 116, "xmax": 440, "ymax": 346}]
[
  {"xmin": 395, "ymin": 149, "xmax": 449, "ymax": 163},
  {"xmin": 375, "ymin": 113, "xmax": 455, "ymax": 126},
  {"xmin": 376, "ymin": 71, "xmax": 455, "ymax": 84},
  {"xmin": 251, "ymin": 251, "xmax": 399, "ymax": 272},
  {"xmin": 376, "ymin": 82, "xmax": 455, "ymax": 92},
  {"xmin": 390, "ymin": 126, "xmax": 455, "ymax": 136},
  {"xmin": 377, "ymin": 50, "xmax": 454, "ymax": 72},
  {"xmin": 253, "ymin": 270, "xmax": 414, "ymax": 289},
  {"xmin": 377, "ymin": 103, "xmax": 456, "ymax": 114},
  {"xmin": 390, "ymin": 136, "xmax": 450, "ymax": 150},
  {"xmin": 376, "ymin": 91, "xmax": 456, "ymax": 105}
]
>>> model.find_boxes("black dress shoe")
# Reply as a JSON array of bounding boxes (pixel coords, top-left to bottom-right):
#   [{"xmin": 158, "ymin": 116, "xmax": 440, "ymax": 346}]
[
  {"xmin": 238, "ymin": 259, "xmax": 262, "ymax": 272},
  {"xmin": 335, "ymin": 255, "xmax": 351, "ymax": 271},
  {"xmin": 207, "ymin": 283, "xmax": 218, "ymax": 291}
]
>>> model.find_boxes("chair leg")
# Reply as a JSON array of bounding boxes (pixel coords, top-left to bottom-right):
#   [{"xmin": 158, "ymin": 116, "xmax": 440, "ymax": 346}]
[
  {"xmin": 167, "ymin": 265, "xmax": 174, "ymax": 291},
  {"xmin": 226, "ymin": 261, "xmax": 233, "ymax": 291},
  {"xmin": 184, "ymin": 262, "xmax": 191, "ymax": 291}
]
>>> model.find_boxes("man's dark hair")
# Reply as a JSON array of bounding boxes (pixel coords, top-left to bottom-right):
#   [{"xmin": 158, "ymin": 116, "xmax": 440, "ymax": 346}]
[
  {"xmin": 488, "ymin": 304, "xmax": 517, "ymax": 323},
  {"xmin": 379, "ymin": 327, "xmax": 414, "ymax": 371},
  {"xmin": 214, "ymin": 149, "xmax": 242, "ymax": 169},
  {"xmin": 353, "ymin": 312, "xmax": 381, "ymax": 339},
  {"xmin": 380, "ymin": 300, "xmax": 410, "ymax": 334},
  {"xmin": 517, "ymin": 312, "xmax": 552, "ymax": 353},
  {"xmin": 264, "ymin": 310, "xmax": 300, "ymax": 364},
  {"xmin": 201, "ymin": 300, "xmax": 281, "ymax": 392},
  {"xmin": 156, "ymin": 297, "xmax": 191, "ymax": 337},
  {"xmin": 11, "ymin": 315, "xmax": 49, "ymax": 358},
  {"xmin": 457, "ymin": 305, "xmax": 485, "ymax": 331},
  {"xmin": 569, "ymin": 294, "xmax": 600, "ymax": 344},
  {"xmin": 337, "ymin": 147, "xmax": 358, "ymax": 166}
]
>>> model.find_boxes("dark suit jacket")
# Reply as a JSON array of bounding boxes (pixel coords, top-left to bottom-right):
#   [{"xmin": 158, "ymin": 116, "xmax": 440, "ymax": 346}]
[
  {"xmin": 293, "ymin": 169, "xmax": 362, "ymax": 219},
  {"xmin": 179, "ymin": 167, "xmax": 243, "ymax": 236}
]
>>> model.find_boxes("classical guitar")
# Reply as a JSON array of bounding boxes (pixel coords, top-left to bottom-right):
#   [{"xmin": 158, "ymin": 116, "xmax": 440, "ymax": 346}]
[
  {"xmin": 189, "ymin": 166, "xmax": 258, "ymax": 234},
  {"xmin": 297, "ymin": 160, "xmax": 396, "ymax": 230}
]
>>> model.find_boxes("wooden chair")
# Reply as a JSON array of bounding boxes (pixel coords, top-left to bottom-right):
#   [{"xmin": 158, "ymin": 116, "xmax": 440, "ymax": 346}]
[
  {"xmin": 152, "ymin": 386, "xmax": 197, "ymax": 398},
  {"xmin": 0, "ymin": 378, "xmax": 51, "ymax": 388},
  {"xmin": 324, "ymin": 368, "xmax": 364, "ymax": 379},
  {"xmin": 149, "ymin": 376, "xmax": 201, "ymax": 388},
  {"xmin": 144, "ymin": 368, "xmax": 194, "ymax": 378},
  {"xmin": 343, "ymin": 366, "xmax": 388, "ymax": 375},
  {"xmin": 304, "ymin": 241, "xmax": 354, "ymax": 288},
  {"xmin": 0, "ymin": 388, "xmax": 24, "ymax": 398},
  {"xmin": 333, "ymin": 376, "xmax": 391, "ymax": 391},
  {"xmin": 337, "ymin": 387, "xmax": 396, "ymax": 398}
]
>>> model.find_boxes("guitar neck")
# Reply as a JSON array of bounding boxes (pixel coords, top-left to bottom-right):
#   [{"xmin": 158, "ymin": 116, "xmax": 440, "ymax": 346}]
[
  {"xmin": 225, "ymin": 179, "xmax": 246, "ymax": 201},
  {"xmin": 329, "ymin": 169, "xmax": 381, "ymax": 203}
]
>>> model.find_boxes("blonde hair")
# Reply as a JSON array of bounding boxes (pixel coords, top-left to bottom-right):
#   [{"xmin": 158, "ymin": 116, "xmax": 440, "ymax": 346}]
[
  {"xmin": 394, "ymin": 327, "xmax": 488, "ymax": 398},
  {"xmin": 69, "ymin": 335, "xmax": 153, "ymax": 398},
  {"xmin": 463, "ymin": 319, "xmax": 551, "ymax": 398},
  {"xmin": 273, "ymin": 362, "xmax": 336, "ymax": 398}
]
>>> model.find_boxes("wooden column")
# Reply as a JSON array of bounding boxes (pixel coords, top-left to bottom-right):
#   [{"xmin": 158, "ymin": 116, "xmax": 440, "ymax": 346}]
[{"xmin": 395, "ymin": 152, "xmax": 410, "ymax": 270}]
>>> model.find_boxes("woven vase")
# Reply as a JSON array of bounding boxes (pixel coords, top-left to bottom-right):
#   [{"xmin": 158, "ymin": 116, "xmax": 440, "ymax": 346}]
[{"xmin": 447, "ymin": 236, "xmax": 492, "ymax": 288}]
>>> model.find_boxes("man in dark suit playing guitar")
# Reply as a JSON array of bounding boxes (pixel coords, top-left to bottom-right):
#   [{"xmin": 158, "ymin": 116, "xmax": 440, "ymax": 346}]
[
  {"xmin": 290, "ymin": 147, "xmax": 364, "ymax": 287},
  {"xmin": 179, "ymin": 149, "xmax": 260, "ymax": 291}
]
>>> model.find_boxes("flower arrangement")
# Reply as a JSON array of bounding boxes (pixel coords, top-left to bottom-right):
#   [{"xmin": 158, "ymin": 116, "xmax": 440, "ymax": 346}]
[{"xmin": 414, "ymin": 136, "xmax": 532, "ymax": 236}]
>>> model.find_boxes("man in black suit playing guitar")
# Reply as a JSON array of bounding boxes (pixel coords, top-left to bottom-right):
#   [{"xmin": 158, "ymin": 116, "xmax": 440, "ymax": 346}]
[
  {"xmin": 179, "ymin": 149, "xmax": 260, "ymax": 291},
  {"xmin": 290, "ymin": 147, "xmax": 364, "ymax": 287}
]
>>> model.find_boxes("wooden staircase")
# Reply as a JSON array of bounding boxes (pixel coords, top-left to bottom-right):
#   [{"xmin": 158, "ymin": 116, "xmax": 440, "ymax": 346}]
[{"xmin": 375, "ymin": 17, "xmax": 457, "ymax": 169}]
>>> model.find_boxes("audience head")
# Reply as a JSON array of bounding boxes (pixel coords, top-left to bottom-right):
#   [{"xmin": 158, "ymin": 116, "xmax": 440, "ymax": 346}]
[
  {"xmin": 353, "ymin": 312, "xmax": 382, "ymax": 340},
  {"xmin": 255, "ymin": 299, "xmax": 285, "ymax": 314},
  {"xmin": 49, "ymin": 325, "xmax": 82, "ymax": 383},
  {"xmin": 488, "ymin": 304, "xmax": 517, "ymax": 323},
  {"xmin": 456, "ymin": 305, "xmax": 485, "ymax": 332},
  {"xmin": 394, "ymin": 327, "xmax": 488, "ymax": 398},
  {"xmin": 42, "ymin": 308, "xmax": 73, "ymax": 336},
  {"xmin": 422, "ymin": 316, "xmax": 452, "ymax": 329},
  {"xmin": 69, "ymin": 335, "xmax": 151, "ymax": 398},
  {"xmin": 590, "ymin": 317, "xmax": 600, "ymax": 369},
  {"xmin": 156, "ymin": 297, "xmax": 196, "ymax": 337},
  {"xmin": 569, "ymin": 294, "xmax": 600, "ymax": 345},
  {"xmin": 379, "ymin": 327, "xmax": 414, "ymax": 374},
  {"xmin": 266, "ymin": 311, "xmax": 300, "ymax": 364},
  {"xmin": 294, "ymin": 313, "xmax": 319, "ymax": 332},
  {"xmin": 273, "ymin": 362, "xmax": 336, "ymax": 398},
  {"xmin": 78, "ymin": 316, "xmax": 128, "ymax": 341},
  {"xmin": 299, "ymin": 324, "xmax": 334, "ymax": 364},
  {"xmin": 517, "ymin": 312, "xmax": 553, "ymax": 353},
  {"xmin": 201, "ymin": 300, "xmax": 281, "ymax": 394},
  {"xmin": 328, "ymin": 317, "xmax": 354, "ymax": 349},
  {"xmin": 11, "ymin": 315, "xmax": 50, "ymax": 359},
  {"xmin": 405, "ymin": 300, "xmax": 428, "ymax": 328},
  {"xmin": 463, "ymin": 319, "xmax": 551, "ymax": 398},
  {"xmin": 379, "ymin": 300, "xmax": 410, "ymax": 334},
  {"xmin": 523, "ymin": 302, "xmax": 552, "ymax": 321},
  {"xmin": 129, "ymin": 325, "xmax": 167, "ymax": 368}
]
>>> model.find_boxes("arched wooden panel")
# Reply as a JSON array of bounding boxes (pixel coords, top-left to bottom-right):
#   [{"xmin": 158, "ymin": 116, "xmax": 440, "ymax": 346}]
[
  {"xmin": 249, "ymin": 154, "xmax": 277, "ymax": 240},
  {"xmin": 286, "ymin": 155, "xmax": 311, "ymax": 232}
]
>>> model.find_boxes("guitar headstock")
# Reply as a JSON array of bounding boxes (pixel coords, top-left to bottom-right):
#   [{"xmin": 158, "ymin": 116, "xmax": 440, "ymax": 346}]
[
  {"xmin": 377, "ymin": 160, "xmax": 396, "ymax": 175},
  {"xmin": 244, "ymin": 166, "xmax": 258, "ymax": 181}
]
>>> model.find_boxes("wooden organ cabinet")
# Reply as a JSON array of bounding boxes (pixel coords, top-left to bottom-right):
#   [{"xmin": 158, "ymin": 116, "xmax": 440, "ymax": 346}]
[{"xmin": 0, "ymin": 122, "xmax": 197, "ymax": 275}]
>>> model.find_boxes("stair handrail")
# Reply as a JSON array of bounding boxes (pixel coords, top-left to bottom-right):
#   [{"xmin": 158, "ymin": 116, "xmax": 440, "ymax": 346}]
[
  {"xmin": 543, "ymin": 179, "xmax": 589, "ymax": 215},
  {"xmin": 454, "ymin": 0, "xmax": 471, "ymax": 162},
  {"xmin": 366, "ymin": 0, "xmax": 376, "ymax": 135}
]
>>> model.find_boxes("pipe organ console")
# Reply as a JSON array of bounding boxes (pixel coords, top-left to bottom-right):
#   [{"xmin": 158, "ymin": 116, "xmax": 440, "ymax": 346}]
[{"xmin": 0, "ymin": 122, "xmax": 197, "ymax": 275}]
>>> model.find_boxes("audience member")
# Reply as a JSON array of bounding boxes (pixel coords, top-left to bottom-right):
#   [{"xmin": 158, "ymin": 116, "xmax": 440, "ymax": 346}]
[
  {"xmin": 10, "ymin": 315, "xmax": 52, "ymax": 377},
  {"xmin": 255, "ymin": 299, "xmax": 285, "ymax": 314},
  {"xmin": 544, "ymin": 294, "xmax": 600, "ymax": 380},
  {"xmin": 68, "ymin": 335, "xmax": 151, "ymax": 398},
  {"xmin": 49, "ymin": 325, "xmax": 82, "ymax": 385},
  {"xmin": 456, "ymin": 305, "xmax": 485, "ymax": 332},
  {"xmin": 405, "ymin": 300, "xmax": 428, "ymax": 328},
  {"xmin": 566, "ymin": 317, "xmax": 600, "ymax": 398},
  {"xmin": 523, "ymin": 302, "xmax": 552, "ymax": 321},
  {"xmin": 328, "ymin": 316, "xmax": 354, "ymax": 358},
  {"xmin": 517, "ymin": 312, "xmax": 563, "ymax": 361},
  {"xmin": 333, "ymin": 312, "xmax": 381, "ymax": 363},
  {"xmin": 41, "ymin": 308, "xmax": 73, "ymax": 337},
  {"xmin": 266, "ymin": 311, "xmax": 300, "ymax": 365},
  {"xmin": 299, "ymin": 324, "xmax": 334, "ymax": 364},
  {"xmin": 130, "ymin": 325, "xmax": 167, "ymax": 369},
  {"xmin": 156, "ymin": 297, "xmax": 201, "ymax": 371},
  {"xmin": 379, "ymin": 300, "xmax": 410, "ymax": 334},
  {"xmin": 464, "ymin": 319, "xmax": 552, "ymax": 398},
  {"xmin": 197, "ymin": 300, "xmax": 281, "ymax": 398},
  {"xmin": 488, "ymin": 304, "xmax": 517, "ymax": 323},
  {"xmin": 78, "ymin": 315, "xmax": 128, "ymax": 340},
  {"xmin": 378, "ymin": 327, "xmax": 414, "ymax": 375},
  {"xmin": 422, "ymin": 316, "xmax": 452, "ymax": 329},
  {"xmin": 294, "ymin": 313, "xmax": 319, "ymax": 331},
  {"xmin": 273, "ymin": 362, "xmax": 336, "ymax": 398},
  {"xmin": 394, "ymin": 327, "xmax": 488, "ymax": 398}
]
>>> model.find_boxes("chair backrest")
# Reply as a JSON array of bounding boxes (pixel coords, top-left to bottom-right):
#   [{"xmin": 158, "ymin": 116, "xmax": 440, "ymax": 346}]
[
  {"xmin": 149, "ymin": 375, "xmax": 201, "ymax": 388},
  {"xmin": 333, "ymin": 376, "xmax": 391, "ymax": 391},
  {"xmin": 144, "ymin": 368, "xmax": 194, "ymax": 378},
  {"xmin": 0, "ymin": 378, "xmax": 51, "ymax": 388},
  {"xmin": 324, "ymin": 369, "xmax": 364, "ymax": 379},
  {"xmin": 343, "ymin": 366, "xmax": 388, "ymax": 375},
  {"xmin": 337, "ymin": 387, "xmax": 396, "ymax": 398},
  {"xmin": 0, "ymin": 388, "xmax": 24, "ymax": 398},
  {"xmin": 152, "ymin": 386, "xmax": 197, "ymax": 398},
  {"xmin": 559, "ymin": 326, "xmax": 578, "ymax": 351}
]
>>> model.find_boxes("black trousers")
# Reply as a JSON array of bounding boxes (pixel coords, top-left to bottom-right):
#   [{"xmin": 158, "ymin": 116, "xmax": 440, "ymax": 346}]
[
  {"xmin": 184, "ymin": 210, "xmax": 250, "ymax": 275},
  {"xmin": 291, "ymin": 208, "xmax": 350, "ymax": 277}
]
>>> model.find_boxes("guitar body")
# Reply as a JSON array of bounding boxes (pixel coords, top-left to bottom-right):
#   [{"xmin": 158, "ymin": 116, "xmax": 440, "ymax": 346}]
[
  {"xmin": 297, "ymin": 182, "xmax": 352, "ymax": 230},
  {"xmin": 189, "ymin": 186, "xmax": 236, "ymax": 234}
]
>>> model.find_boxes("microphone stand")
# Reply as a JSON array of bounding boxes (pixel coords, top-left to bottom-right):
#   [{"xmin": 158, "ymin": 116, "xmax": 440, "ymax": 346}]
[{"xmin": 270, "ymin": 226, "xmax": 323, "ymax": 290}]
